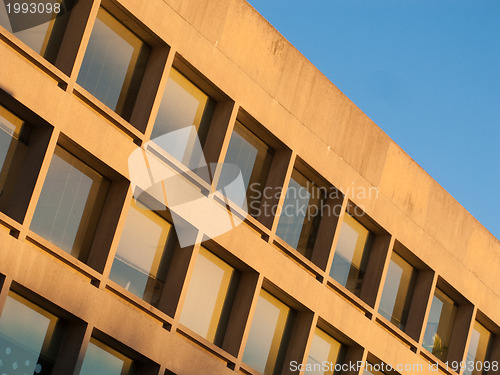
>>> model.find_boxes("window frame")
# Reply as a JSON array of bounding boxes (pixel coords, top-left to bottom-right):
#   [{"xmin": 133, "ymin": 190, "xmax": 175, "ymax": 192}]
[
  {"xmin": 274, "ymin": 158, "xmax": 344, "ymax": 274},
  {"xmin": 327, "ymin": 202, "xmax": 391, "ymax": 309},
  {"xmin": 26, "ymin": 134, "xmax": 129, "ymax": 276},
  {"xmin": 422, "ymin": 278, "xmax": 474, "ymax": 364}
]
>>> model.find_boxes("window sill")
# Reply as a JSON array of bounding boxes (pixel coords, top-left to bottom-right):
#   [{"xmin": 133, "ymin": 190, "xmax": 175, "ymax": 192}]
[
  {"xmin": 0, "ymin": 26, "xmax": 69, "ymax": 85},
  {"xmin": 325, "ymin": 277, "xmax": 374, "ymax": 318},
  {"xmin": 26, "ymin": 231, "xmax": 101, "ymax": 281},
  {"xmin": 273, "ymin": 235, "xmax": 324, "ymax": 282},
  {"xmin": 104, "ymin": 279, "xmax": 173, "ymax": 328},
  {"xmin": 176, "ymin": 324, "xmax": 238, "ymax": 370},
  {"xmin": 73, "ymin": 84, "xmax": 144, "ymax": 142},
  {"xmin": 375, "ymin": 314, "xmax": 419, "ymax": 352}
]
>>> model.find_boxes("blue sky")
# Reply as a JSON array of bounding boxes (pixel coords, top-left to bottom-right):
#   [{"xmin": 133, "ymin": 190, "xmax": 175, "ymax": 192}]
[{"xmin": 247, "ymin": 0, "xmax": 500, "ymax": 240}]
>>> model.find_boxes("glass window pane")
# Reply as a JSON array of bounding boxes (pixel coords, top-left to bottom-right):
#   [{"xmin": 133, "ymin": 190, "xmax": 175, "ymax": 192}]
[
  {"xmin": 80, "ymin": 338, "xmax": 134, "ymax": 375},
  {"xmin": 109, "ymin": 199, "xmax": 175, "ymax": 305},
  {"xmin": 306, "ymin": 328, "xmax": 344, "ymax": 375},
  {"xmin": 180, "ymin": 247, "xmax": 235, "ymax": 343},
  {"xmin": 0, "ymin": 292, "xmax": 62, "ymax": 375},
  {"xmin": 276, "ymin": 169, "xmax": 324, "ymax": 257},
  {"xmin": 30, "ymin": 146, "xmax": 109, "ymax": 259},
  {"xmin": 0, "ymin": 105, "xmax": 29, "ymax": 211},
  {"xmin": 363, "ymin": 363, "xmax": 386, "ymax": 375},
  {"xmin": 329, "ymin": 213, "xmax": 371, "ymax": 296},
  {"xmin": 0, "ymin": 0, "xmax": 73, "ymax": 63},
  {"xmin": 464, "ymin": 321, "xmax": 493, "ymax": 375},
  {"xmin": 378, "ymin": 252, "xmax": 416, "ymax": 330},
  {"xmin": 243, "ymin": 290, "xmax": 291, "ymax": 375},
  {"xmin": 150, "ymin": 68, "xmax": 215, "ymax": 170},
  {"xmin": 152, "ymin": 69, "xmax": 214, "ymax": 143},
  {"xmin": 217, "ymin": 121, "xmax": 273, "ymax": 216},
  {"xmin": 423, "ymin": 288, "xmax": 457, "ymax": 361},
  {"xmin": 77, "ymin": 8, "xmax": 150, "ymax": 119}
]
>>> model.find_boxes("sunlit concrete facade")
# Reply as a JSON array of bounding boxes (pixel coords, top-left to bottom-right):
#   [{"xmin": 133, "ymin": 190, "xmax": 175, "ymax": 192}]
[{"xmin": 0, "ymin": 0, "xmax": 499, "ymax": 375}]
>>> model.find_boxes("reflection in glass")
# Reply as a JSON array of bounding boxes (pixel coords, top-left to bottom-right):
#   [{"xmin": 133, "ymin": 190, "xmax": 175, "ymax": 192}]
[
  {"xmin": 378, "ymin": 252, "xmax": 416, "ymax": 330},
  {"xmin": 217, "ymin": 121, "xmax": 273, "ymax": 216},
  {"xmin": 423, "ymin": 288, "xmax": 457, "ymax": 361},
  {"xmin": 0, "ymin": 105, "xmax": 29, "ymax": 211},
  {"xmin": 329, "ymin": 213, "xmax": 372, "ymax": 296},
  {"xmin": 151, "ymin": 68, "xmax": 215, "ymax": 168},
  {"xmin": 30, "ymin": 146, "xmax": 109, "ymax": 259},
  {"xmin": 464, "ymin": 321, "xmax": 493, "ymax": 375},
  {"xmin": 180, "ymin": 247, "xmax": 236, "ymax": 344},
  {"xmin": 80, "ymin": 338, "xmax": 134, "ymax": 375},
  {"xmin": 306, "ymin": 328, "xmax": 344, "ymax": 375},
  {"xmin": 0, "ymin": 292, "xmax": 62, "ymax": 375},
  {"xmin": 243, "ymin": 290, "xmax": 292, "ymax": 374},
  {"xmin": 0, "ymin": 0, "xmax": 73, "ymax": 63},
  {"xmin": 276, "ymin": 169, "xmax": 324, "ymax": 258},
  {"xmin": 77, "ymin": 8, "xmax": 150, "ymax": 120},
  {"xmin": 109, "ymin": 199, "xmax": 176, "ymax": 305}
]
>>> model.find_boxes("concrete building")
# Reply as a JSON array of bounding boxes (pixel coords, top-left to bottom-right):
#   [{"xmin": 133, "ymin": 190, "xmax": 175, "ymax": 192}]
[{"xmin": 0, "ymin": 0, "xmax": 498, "ymax": 374}]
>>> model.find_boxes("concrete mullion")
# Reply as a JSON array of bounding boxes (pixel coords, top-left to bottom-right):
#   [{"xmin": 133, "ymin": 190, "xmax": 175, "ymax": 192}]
[
  {"xmin": 416, "ymin": 272, "xmax": 438, "ymax": 349},
  {"xmin": 321, "ymin": 195, "xmax": 348, "ymax": 285},
  {"xmin": 458, "ymin": 306, "xmax": 478, "ymax": 370},
  {"xmin": 169, "ymin": 237, "xmax": 203, "ymax": 330},
  {"xmin": 70, "ymin": 323, "xmax": 94, "ymax": 375},
  {"xmin": 65, "ymin": 0, "xmax": 102, "ymax": 91},
  {"xmin": 0, "ymin": 275, "xmax": 13, "ymax": 313},
  {"xmin": 54, "ymin": 0, "xmax": 99, "ymax": 79},
  {"xmin": 296, "ymin": 313, "xmax": 319, "ymax": 375},
  {"xmin": 449, "ymin": 301, "xmax": 475, "ymax": 364},
  {"xmin": 364, "ymin": 235, "xmax": 395, "ymax": 313},
  {"xmin": 95, "ymin": 186, "xmax": 134, "ymax": 286},
  {"xmin": 132, "ymin": 46, "xmax": 173, "ymax": 136},
  {"xmin": 222, "ymin": 270, "xmax": 262, "ymax": 358},
  {"xmin": 18, "ymin": 129, "xmax": 60, "ymax": 240},
  {"xmin": 268, "ymin": 151, "xmax": 297, "ymax": 240},
  {"xmin": 208, "ymin": 101, "xmax": 239, "ymax": 192},
  {"xmin": 234, "ymin": 273, "xmax": 264, "ymax": 368}
]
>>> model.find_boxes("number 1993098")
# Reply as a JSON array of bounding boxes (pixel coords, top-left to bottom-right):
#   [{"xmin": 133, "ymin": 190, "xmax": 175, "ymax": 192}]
[{"xmin": 5, "ymin": 2, "xmax": 61, "ymax": 14}]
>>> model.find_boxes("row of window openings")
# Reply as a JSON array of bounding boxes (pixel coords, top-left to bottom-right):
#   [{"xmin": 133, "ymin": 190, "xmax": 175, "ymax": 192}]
[
  {"xmin": 0, "ymin": 291, "xmax": 147, "ymax": 375},
  {"xmin": 1, "ymin": 2, "xmax": 348, "ymax": 266},
  {"xmin": 0, "ymin": 1, "xmax": 214, "ymax": 132},
  {"xmin": 1, "ymin": 102, "xmax": 497, "ymax": 371},
  {"xmin": 0, "ymin": 285, "xmax": 495, "ymax": 375},
  {"xmin": 1, "ymin": 101, "xmax": 367, "ymax": 295}
]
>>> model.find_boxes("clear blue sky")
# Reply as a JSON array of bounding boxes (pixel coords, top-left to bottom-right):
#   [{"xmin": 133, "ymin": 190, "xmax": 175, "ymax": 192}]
[{"xmin": 247, "ymin": 0, "xmax": 500, "ymax": 240}]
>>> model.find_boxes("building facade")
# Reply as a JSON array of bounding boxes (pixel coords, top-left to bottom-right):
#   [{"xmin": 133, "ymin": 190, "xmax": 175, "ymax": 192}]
[{"xmin": 0, "ymin": 0, "xmax": 498, "ymax": 374}]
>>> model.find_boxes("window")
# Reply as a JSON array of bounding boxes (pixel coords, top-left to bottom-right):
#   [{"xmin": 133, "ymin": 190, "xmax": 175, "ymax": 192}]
[
  {"xmin": 305, "ymin": 328, "xmax": 344, "ymax": 375},
  {"xmin": 217, "ymin": 121, "xmax": 273, "ymax": 216},
  {"xmin": 0, "ymin": 105, "xmax": 29, "ymax": 212},
  {"xmin": 0, "ymin": 0, "xmax": 73, "ymax": 64},
  {"xmin": 276, "ymin": 169, "xmax": 325, "ymax": 258},
  {"xmin": 242, "ymin": 290, "xmax": 292, "ymax": 374},
  {"xmin": 464, "ymin": 321, "xmax": 493, "ymax": 375},
  {"xmin": 80, "ymin": 338, "xmax": 135, "ymax": 375},
  {"xmin": 179, "ymin": 247, "xmax": 237, "ymax": 344},
  {"xmin": 363, "ymin": 363, "xmax": 386, "ymax": 375},
  {"xmin": 150, "ymin": 68, "xmax": 215, "ymax": 168},
  {"xmin": 378, "ymin": 252, "xmax": 416, "ymax": 330},
  {"xmin": 77, "ymin": 8, "xmax": 151, "ymax": 120},
  {"xmin": 0, "ymin": 292, "xmax": 63, "ymax": 375},
  {"xmin": 329, "ymin": 213, "xmax": 372, "ymax": 296},
  {"xmin": 109, "ymin": 199, "xmax": 176, "ymax": 306},
  {"xmin": 30, "ymin": 146, "xmax": 109, "ymax": 260},
  {"xmin": 423, "ymin": 288, "xmax": 457, "ymax": 361}
]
